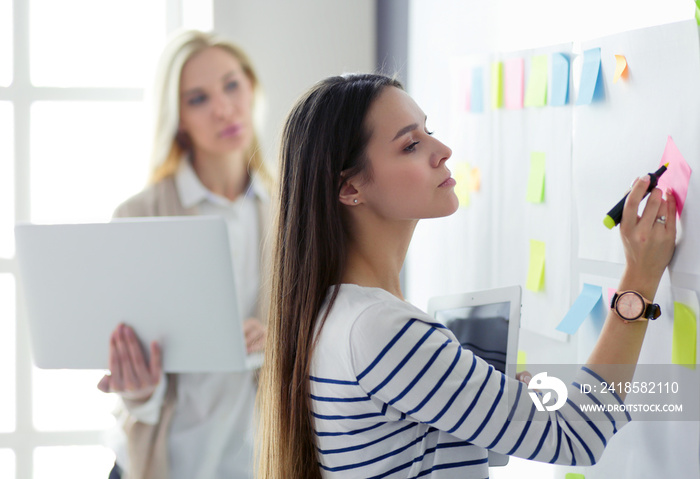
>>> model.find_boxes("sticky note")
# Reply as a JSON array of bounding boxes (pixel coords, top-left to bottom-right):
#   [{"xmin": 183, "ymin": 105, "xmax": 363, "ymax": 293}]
[
  {"xmin": 526, "ymin": 240, "xmax": 545, "ymax": 292},
  {"xmin": 576, "ymin": 48, "xmax": 603, "ymax": 105},
  {"xmin": 462, "ymin": 70, "xmax": 471, "ymax": 112},
  {"xmin": 672, "ymin": 302, "xmax": 697, "ymax": 369},
  {"xmin": 565, "ymin": 474, "xmax": 585, "ymax": 479},
  {"xmin": 505, "ymin": 58, "xmax": 524, "ymax": 109},
  {"xmin": 468, "ymin": 167, "xmax": 481, "ymax": 192},
  {"xmin": 491, "ymin": 61, "xmax": 504, "ymax": 109},
  {"xmin": 471, "ymin": 67, "xmax": 484, "ymax": 113},
  {"xmin": 696, "ymin": 5, "xmax": 700, "ymax": 26},
  {"xmin": 550, "ymin": 53, "xmax": 569, "ymax": 106},
  {"xmin": 517, "ymin": 350, "xmax": 527, "ymax": 373},
  {"xmin": 524, "ymin": 55, "xmax": 548, "ymax": 107},
  {"xmin": 526, "ymin": 152, "xmax": 546, "ymax": 203},
  {"xmin": 453, "ymin": 162, "xmax": 471, "ymax": 208},
  {"xmin": 613, "ymin": 55, "xmax": 628, "ymax": 83},
  {"xmin": 607, "ymin": 288, "xmax": 617, "ymax": 309},
  {"xmin": 657, "ymin": 136, "xmax": 692, "ymax": 217},
  {"xmin": 556, "ymin": 284, "xmax": 603, "ymax": 335}
]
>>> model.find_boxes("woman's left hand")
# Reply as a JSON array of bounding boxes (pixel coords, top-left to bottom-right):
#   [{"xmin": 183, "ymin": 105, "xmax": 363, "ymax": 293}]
[
  {"xmin": 516, "ymin": 370, "xmax": 532, "ymax": 386},
  {"xmin": 243, "ymin": 318, "xmax": 266, "ymax": 354}
]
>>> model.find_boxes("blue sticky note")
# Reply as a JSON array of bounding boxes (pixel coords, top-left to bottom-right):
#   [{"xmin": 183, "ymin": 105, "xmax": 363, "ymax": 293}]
[
  {"xmin": 576, "ymin": 48, "xmax": 604, "ymax": 105},
  {"xmin": 471, "ymin": 67, "xmax": 484, "ymax": 113},
  {"xmin": 550, "ymin": 53, "xmax": 569, "ymax": 106},
  {"xmin": 556, "ymin": 283, "xmax": 604, "ymax": 335}
]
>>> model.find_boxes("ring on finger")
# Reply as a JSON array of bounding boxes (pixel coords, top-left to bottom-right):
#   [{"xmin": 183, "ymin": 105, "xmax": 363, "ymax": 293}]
[{"xmin": 655, "ymin": 215, "xmax": 667, "ymax": 225}]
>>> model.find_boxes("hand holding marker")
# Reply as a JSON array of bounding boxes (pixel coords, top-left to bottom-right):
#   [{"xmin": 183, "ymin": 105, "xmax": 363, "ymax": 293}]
[{"xmin": 603, "ymin": 163, "xmax": 669, "ymax": 229}]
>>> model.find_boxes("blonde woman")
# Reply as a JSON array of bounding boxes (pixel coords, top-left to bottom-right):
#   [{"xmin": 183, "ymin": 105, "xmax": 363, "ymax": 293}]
[{"xmin": 98, "ymin": 30, "xmax": 272, "ymax": 479}]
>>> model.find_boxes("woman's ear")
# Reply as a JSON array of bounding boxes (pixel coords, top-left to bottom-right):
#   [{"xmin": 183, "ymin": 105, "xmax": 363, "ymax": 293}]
[{"xmin": 339, "ymin": 177, "xmax": 361, "ymax": 206}]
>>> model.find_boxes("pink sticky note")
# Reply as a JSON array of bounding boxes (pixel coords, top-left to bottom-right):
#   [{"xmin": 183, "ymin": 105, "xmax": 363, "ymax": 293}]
[
  {"xmin": 462, "ymin": 70, "xmax": 471, "ymax": 112},
  {"xmin": 657, "ymin": 136, "xmax": 692, "ymax": 217},
  {"xmin": 505, "ymin": 58, "xmax": 524, "ymax": 110},
  {"xmin": 607, "ymin": 288, "xmax": 617, "ymax": 309}
]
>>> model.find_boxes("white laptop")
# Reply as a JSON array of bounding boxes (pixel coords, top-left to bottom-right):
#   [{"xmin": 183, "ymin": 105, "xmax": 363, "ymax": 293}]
[
  {"xmin": 15, "ymin": 216, "xmax": 262, "ymax": 373},
  {"xmin": 427, "ymin": 285, "xmax": 521, "ymax": 467}
]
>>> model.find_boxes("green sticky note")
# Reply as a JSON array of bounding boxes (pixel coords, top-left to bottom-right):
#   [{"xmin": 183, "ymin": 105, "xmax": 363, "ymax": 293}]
[
  {"xmin": 524, "ymin": 54, "xmax": 548, "ymax": 107},
  {"xmin": 696, "ymin": 5, "xmax": 700, "ymax": 25},
  {"xmin": 565, "ymin": 474, "xmax": 585, "ymax": 479},
  {"xmin": 453, "ymin": 162, "xmax": 471, "ymax": 208},
  {"xmin": 526, "ymin": 239, "xmax": 545, "ymax": 292},
  {"xmin": 491, "ymin": 61, "xmax": 504, "ymax": 109},
  {"xmin": 517, "ymin": 350, "xmax": 527, "ymax": 373},
  {"xmin": 526, "ymin": 152, "xmax": 546, "ymax": 203},
  {"xmin": 672, "ymin": 302, "xmax": 697, "ymax": 369}
]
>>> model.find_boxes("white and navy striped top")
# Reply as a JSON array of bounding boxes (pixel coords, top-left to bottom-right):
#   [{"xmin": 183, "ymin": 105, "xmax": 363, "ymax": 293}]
[{"xmin": 309, "ymin": 285, "xmax": 630, "ymax": 478}]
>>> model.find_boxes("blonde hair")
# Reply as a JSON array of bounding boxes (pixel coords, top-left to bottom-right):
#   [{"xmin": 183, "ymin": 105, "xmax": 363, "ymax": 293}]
[{"xmin": 147, "ymin": 29, "xmax": 272, "ymax": 187}]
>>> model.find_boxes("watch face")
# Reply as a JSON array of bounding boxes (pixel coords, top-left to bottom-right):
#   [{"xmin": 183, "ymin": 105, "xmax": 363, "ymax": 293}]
[{"xmin": 616, "ymin": 292, "xmax": 645, "ymax": 320}]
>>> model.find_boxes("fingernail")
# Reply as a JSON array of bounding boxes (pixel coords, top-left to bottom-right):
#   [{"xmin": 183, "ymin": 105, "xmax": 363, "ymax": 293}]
[{"xmin": 640, "ymin": 175, "xmax": 650, "ymax": 183}]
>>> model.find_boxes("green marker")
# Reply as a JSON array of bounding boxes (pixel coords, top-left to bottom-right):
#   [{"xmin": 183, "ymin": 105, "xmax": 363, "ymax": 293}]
[{"xmin": 603, "ymin": 163, "xmax": 669, "ymax": 229}]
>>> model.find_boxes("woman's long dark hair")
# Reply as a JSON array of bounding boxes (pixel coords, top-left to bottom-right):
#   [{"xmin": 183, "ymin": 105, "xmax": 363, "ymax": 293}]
[{"xmin": 257, "ymin": 74, "xmax": 403, "ymax": 478}]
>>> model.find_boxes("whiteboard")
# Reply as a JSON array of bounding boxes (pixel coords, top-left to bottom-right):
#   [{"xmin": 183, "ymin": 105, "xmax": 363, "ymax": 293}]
[{"xmin": 406, "ymin": 7, "xmax": 700, "ymax": 478}]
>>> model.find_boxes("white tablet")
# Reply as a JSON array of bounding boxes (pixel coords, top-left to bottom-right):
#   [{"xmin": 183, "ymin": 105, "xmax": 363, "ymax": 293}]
[
  {"xmin": 427, "ymin": 285, "xmax": 521, "ymax": 467},
  {"xmin": 15, "ymin": 216, "xmax": 261, "ymax": 373}
]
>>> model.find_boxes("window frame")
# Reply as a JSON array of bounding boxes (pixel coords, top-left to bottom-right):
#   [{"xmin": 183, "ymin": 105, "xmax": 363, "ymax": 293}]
[{"xmin": 0, "ymin": 0, "xmax": 195, "ymax": 476}]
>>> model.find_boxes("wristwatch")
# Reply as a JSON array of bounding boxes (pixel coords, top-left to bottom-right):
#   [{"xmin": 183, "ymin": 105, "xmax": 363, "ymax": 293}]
[{"xmin": 610, "ymin": 290, "xmax": 661, "ymax": 323}]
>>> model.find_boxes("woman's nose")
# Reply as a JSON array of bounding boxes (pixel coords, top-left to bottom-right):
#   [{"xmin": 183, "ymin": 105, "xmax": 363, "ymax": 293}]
[
  {"xmin": 212, "ymin": 93, "xmax": 234, "ymax": 118},
  {"xmin": 431, "ymin": 140, "xmax": 452, "ymax": 167}
]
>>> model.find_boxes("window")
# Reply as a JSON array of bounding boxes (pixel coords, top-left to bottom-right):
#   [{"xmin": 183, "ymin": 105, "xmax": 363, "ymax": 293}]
[
  {"xmin": 0, "ymin": 104, "xmax": 13, "ymax": 258},
  {"xmin": 0, "ymin": 275, "xmax": 16, "ymax": 433},
  {"xmin": 0, "ymin": 0, "xmax": 11, "ymax": 87},
  {"xmin": 2, "ymin": 0, "xmax": 212, "ymax": 477}
]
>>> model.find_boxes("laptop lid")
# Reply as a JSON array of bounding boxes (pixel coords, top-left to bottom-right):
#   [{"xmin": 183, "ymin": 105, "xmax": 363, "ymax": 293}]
[{"xmin": 15, "ymin": 216, "xmax": 253, "ymax": 373}]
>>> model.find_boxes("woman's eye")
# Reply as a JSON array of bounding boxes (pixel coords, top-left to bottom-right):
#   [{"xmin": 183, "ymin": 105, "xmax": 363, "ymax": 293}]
[
  {"xmin": 404, "ymin": 141, "xmax": 420, "ymax": 152},
  {"xmin": 225, "ymin": 80, "xmax": 239, "ymax": 91},
  {"xmin": 187, "ymin": 94, "xmax": 207, "ymax": 106}
]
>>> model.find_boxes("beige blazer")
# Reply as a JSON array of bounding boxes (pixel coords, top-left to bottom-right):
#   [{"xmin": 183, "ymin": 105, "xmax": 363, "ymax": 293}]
[{"xmin": 114, "ymin": 175, "xmax": 271, "ymax": 479}]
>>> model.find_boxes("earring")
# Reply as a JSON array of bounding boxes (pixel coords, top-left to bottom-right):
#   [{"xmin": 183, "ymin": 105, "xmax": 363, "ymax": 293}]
[{"xmin": 353, "ymin": 199, "xmax": 358, "ymax": 204}]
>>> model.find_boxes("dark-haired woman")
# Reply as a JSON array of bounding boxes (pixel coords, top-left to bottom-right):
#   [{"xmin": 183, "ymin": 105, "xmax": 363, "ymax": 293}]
[{"xmin": 258, "ymin": 74, "xmax": 676, "ymax": 478}]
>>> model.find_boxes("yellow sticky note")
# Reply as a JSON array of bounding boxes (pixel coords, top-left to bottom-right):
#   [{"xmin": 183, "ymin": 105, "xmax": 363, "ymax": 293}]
[
  {"xmin": 613, "ymin": 55, "xmax": 628, "ymax": 83},
  {"xmin": 524, "ymin": 55, "xmax": 548, "ymax": 107},
  {"xmin": 526, "ymin": 152, "xmax": 545, "ymax": 203},
  {"xmin": 491, "ymin": 61, "xmax": 504, "ymax": 109},
  {"xmin": 526, "ymin": 239, "xmax": 545, "ymax": 292},
  {"xmin": 565, "ymin": 474, "xmax": 585, "ymax": 479},
  {"xmin": 453, "ymin": 162, "xmax": 471, "ymax": 208},
  {"xmin": 672, "ymin": 302, "xmax": 697, "ymax": 369},
  {"xmin": 517, "ymin": 350, "xmax": 527, "ymax": 373}
]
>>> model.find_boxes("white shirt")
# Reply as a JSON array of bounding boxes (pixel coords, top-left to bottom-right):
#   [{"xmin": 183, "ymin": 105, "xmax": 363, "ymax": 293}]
[
  {"xmin": 109, "ymin": 159, "xmax": 265, "ymax": 479},
  {"xmin": 311, "ymin": 284, "xmax": 630, "ymax": 478}
]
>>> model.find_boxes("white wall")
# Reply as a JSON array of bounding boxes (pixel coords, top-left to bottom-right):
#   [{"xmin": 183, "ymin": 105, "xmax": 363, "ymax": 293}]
[
  {"xmin": 214, "ymin": 0, "xmax": 376, "ymax": 166},
  {"xmin": 406, "ymin": 1, "xmax": 698, "ymax": 478}
]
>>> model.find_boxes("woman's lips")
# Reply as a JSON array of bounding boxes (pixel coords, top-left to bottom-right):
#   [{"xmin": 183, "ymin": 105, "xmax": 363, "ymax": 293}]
[
  {"xmin": 439, "ymin": 177, "xmax": 456, "ymax": 187},
  {"xmin": 220, "ymin": 124, "xmax": 242, "ymax": 138}
]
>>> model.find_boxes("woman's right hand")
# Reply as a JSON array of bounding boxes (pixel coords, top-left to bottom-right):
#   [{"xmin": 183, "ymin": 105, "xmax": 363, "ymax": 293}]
[
  {"xmin": 97, "ymin": 323, "xmax": 162, "ymax": 402},
  {"xmin": 619, "ymin": 175, "xmax": 677, "ymax": 294}
]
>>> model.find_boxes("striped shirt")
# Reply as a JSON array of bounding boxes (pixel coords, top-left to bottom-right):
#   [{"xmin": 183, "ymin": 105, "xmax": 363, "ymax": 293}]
[{"xmin": 310, "ymin": 284, "xmax": 630, "ymax": 478}]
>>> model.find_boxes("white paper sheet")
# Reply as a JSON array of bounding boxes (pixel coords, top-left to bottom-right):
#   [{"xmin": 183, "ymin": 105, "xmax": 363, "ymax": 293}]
[{"xmin": 572, "ymin": 20, "xmax": 700, "ymax": 274}]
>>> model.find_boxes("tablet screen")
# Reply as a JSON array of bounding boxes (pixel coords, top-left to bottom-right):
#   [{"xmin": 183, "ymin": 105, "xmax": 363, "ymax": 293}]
[{"xmin": 435, "ymin": 301, "xmax": 510, "ymax": 373}]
